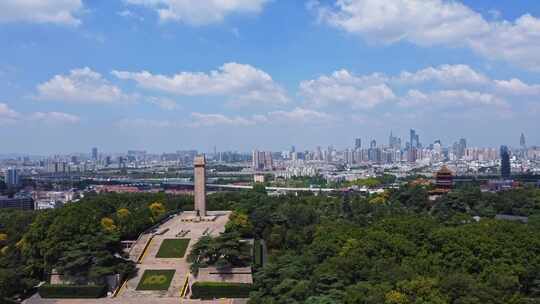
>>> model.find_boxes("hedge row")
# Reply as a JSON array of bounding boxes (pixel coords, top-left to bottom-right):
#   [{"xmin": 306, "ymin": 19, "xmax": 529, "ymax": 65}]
[
  {"xmin": 38, "ymin": 284, "xmax": 107, "ymax": 298},
  {"xmin": 253, "ymin": 240, "xmax": 263, "ymax": 267},
  {"xmin": 191, "ymin": 282, "xmax": 252, "ymax": 299}
]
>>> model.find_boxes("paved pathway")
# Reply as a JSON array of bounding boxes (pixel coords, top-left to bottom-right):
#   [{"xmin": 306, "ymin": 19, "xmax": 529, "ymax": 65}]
[{"xmin": 118, "ymin": 211, "xmax": 232, "ymax": 299}]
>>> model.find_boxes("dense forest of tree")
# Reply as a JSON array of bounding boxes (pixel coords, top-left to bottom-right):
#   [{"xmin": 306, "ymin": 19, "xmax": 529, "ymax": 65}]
[
  {"xmin": 1, "ymin": 185, "xmax": 540, "ymax": 303},
  {"xmin": 0, "ymin": 192, "xmax": 192, "ymax": 301},
  {"xmin": 206, "ymin": 185, "xmax": 540, "ymax": 304}
]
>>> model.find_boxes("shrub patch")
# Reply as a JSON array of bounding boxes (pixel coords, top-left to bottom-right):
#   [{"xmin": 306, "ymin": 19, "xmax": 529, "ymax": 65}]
[
  {"xmin": 191, "ymin": 282, "xmax": 252, "ymax": 299},
  {"xmin": 38, "ymin": 284, "xmax": 106, "ymax": 298}
]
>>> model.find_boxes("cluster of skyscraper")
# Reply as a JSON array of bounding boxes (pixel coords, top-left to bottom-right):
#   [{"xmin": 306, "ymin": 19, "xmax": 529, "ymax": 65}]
[
  {"xmin": 342, "ymin": 129, "xmax": 426, "ymax": 164},
  {"xmin": 267, "ymin": 130, "xmax": 535, "ymax": 170}
]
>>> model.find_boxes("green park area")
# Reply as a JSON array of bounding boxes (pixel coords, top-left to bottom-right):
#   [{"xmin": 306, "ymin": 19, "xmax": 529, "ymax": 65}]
[
  {"xmin": 136, "ymin": 269, "xmax": 176, "ymax": 291},
  {"xmin": 156, "ymin": 238, "xmax": 190, "ymax": 258}
]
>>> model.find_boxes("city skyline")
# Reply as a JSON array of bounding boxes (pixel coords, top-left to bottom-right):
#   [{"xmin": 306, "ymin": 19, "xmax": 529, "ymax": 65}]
[
  {"xmin": 0, "ymin": 129, "xmax": 535, "ymax": 156},
  {"xmin": 1, "ymin": 1, "xmax": 540, "ymax": 153}
]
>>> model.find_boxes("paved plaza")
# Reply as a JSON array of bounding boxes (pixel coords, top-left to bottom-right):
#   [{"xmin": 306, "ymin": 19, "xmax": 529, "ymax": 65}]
[
  {"xmin": 119, "ymin": 210, "xmax": 232, "ymax": 299},
  {"xmin": 25, "ymin": 210, "xmax": 242, "ymax": 304}
]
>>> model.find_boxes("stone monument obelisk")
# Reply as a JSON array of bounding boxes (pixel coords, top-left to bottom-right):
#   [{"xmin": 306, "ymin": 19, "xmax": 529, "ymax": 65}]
[{"xmin": 194, "ymin": 155, "xmax": 207, "ymax": 217}]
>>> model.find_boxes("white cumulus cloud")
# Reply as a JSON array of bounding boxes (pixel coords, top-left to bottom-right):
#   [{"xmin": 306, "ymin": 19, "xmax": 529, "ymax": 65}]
[
  {"xmin": 124, "ymin": 0, "xmax": 269, "ymax": 25},
  {"xmin": 397, "ymin": 64, "xmax": 489, "ymax": 86},
  {"xmin": 189, "ymin": 113, "xmax": 259, "ymax": 127},
  {"xmin": 0, "ymin": 103, "xmax": 80, "ymax": 125},
  {"xmin": 399, "ymin": 89, "xmax": 507, "ymax": 108},
  {"xmin": 188, "ymin": 107, "xmax": 332, "ymax": 128},
  {"xmin": 29, "ymin": 111, "xmax": 81, "ymax": 124},
  {"xmin": 299, "ymin": 70, "xmax": 396, "ymax": 108},
  {"xmin": 116, "ymin": 118, "xmax": 177, "ymax": 128},
  {"xmin": 147, "ymin": 96, "xmax": 180, "ymax": 110},
  {"xmin": 113, "ymin": 63, "xmax": 288, "ymax": 106},
  {"xmin": 313, "ymin": 0, "xmax": 540, "ymax": 71},
  {"xmin": 268, "ymin": 107, "xmax": 334, "ymax": 123},
  {"xmin": 0, "ymin": 103, "xmax": 20, "ymax": 124},
  {"xmin": 300, "ymin": 64, "xmax": 540, "ymax": 112},
  {"xmin": 36, "ymin": 67, "xmax": 134, "ymax": 104},
  {"xmin": 494, "ymin": 78, "xmax": 540, "ymax": 96},
  {"xmin": 0, "ymin": 0, "xmax": 83, "ymax": 26}
]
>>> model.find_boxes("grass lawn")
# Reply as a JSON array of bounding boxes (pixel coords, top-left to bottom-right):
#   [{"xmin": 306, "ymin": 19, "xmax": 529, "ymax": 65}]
[
  {"xmin": 156, "ymin": 238, "xmax": 190, "ymax": 258},
  {"xmin": 136, "ymin": 270, "xmax": 175, "ymax": 291}
]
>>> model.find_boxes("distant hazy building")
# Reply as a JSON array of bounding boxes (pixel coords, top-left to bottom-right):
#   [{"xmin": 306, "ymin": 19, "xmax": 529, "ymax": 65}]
[
  {"xmin": 263, "ymin": 152, "xmax": 273, "ymax": 170},
  {"xmin": 177, "ymin": 150, "xmax": 198, "ymax": 163},
  {"xmin": 500, "ymin": 145, "xmax": 511, "ymax": 179},
  {"xmin": 92, "ymin": 147, "xmax": 98, "ymax": 161},
  {"xmin": 4, "ymin": 168, "xmax": 20, "ymax": 188},
  {"xmin": 520, "ymin": 133, "xmax": 526, "ymax": 148},
  {"xmin": 458, "ymin": 138, "xmax": 467, "ymax": 159},
  {"xmin": 389, "ymin": 132, "xmax": 401, "ymax": 149},
  {"xmin": 252, "ymin": 150, "xmax": 273, "ymax": 171},
  {"xmin": 355, "ymin": 138, "xmax": 362, "ymax": 150},
  {"xmin": 254, "ymin": 174, "xmax": 265, "ymax": 183},
  {"xmin": 127, "ymin": 150, "xmax": 147, "ymax": 161},
  {"xmin": 409, "ymin": 148, "xmax": 418, "ymax": 163},
  {"xmin": 410, "ymin": 129, "xmax": 420, "ymax": 149},
  {"xmin": 345, "ymin": 148, "xmax": 354, "ymax": 165},
  {"xmin": 519, "ymin": 133, "xmax": 528, "ymax": 159},
  {"xmin": 314, "ymin": 146, "xmax": 323, "ymax": 161}
]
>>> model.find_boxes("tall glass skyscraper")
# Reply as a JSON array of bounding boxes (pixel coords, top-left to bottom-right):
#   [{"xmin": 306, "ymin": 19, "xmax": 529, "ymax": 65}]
[
  {"xmin": 355, "ymin": 138, "xmax": 362, "ymax": 150},
  {"xmin": 92, "ymin": 147, "xmax": 98, "ymax": 161},
  {"xmin": 4, "ymin": 168, "xmax": 19, "ymax": 188},
  {"xmin": 500, "ymin": 145, "xmax": 511, "ymax": 179}
]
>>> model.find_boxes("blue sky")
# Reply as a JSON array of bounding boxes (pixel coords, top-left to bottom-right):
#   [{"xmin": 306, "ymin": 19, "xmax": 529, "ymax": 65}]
[{"xmin": 1, "ymin": 0, "xmax": 540, "ymax": 154}]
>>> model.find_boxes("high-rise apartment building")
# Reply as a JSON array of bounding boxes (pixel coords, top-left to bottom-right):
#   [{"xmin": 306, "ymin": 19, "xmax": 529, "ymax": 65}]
[
  {"xmin": 315, "ymin": 146, "xmax": 323, "ymax": 161},
  {"xmin": 264, "ymin": 151, "xmax": 273, "ymax": 170},
  {"xmin": 252, "ymin": 150, "xmax": 260, "ymax": 170},
  {"xmin": 4, "ymin": 168, "xmax": 20, "ymax": 188},
  {"xmin": 500, "ymin": 145, "xmax": 511, "ymax": 179},
  {"xmin": 355, "ymin": 138, "xmax": 362, "ymax": 150},
  {"xmin": 92, "ymin": 147, "xmax": 98, "ymax": 161},
  {"xmin": 389, "ymin": 132, "xmax": 401, "ymax": 149},
  {"xmin": 458, "ymin": 138, "xmax": 467, "ymax": 159},
  {"xmin": 410, "ymin": 129, "xmax": 418, "ymax": 149},
  {"xmin": 252, "ymin": 150, "xmax": 274, "ymax": 171},
  {"xmin": 408, "ymin": 148, "xmax": 418, "ymax": 163}
]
